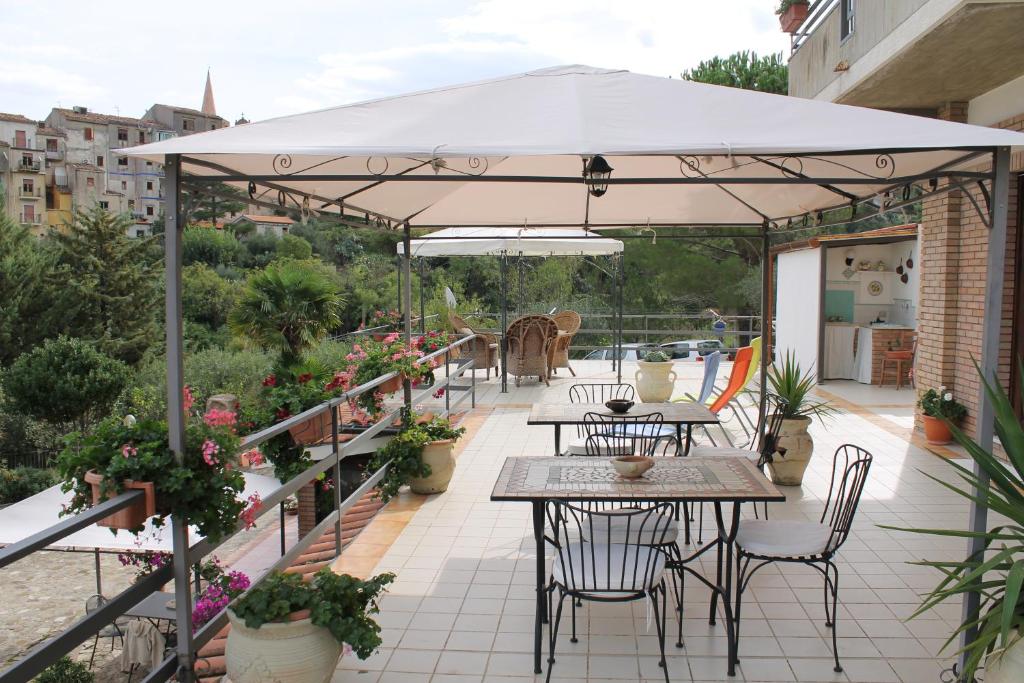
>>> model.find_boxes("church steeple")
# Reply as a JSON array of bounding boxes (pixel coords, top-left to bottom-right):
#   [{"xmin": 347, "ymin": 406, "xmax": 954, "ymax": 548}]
[{"xmin": 201, "ymin": 69, "xmax": 217, "ymax": 117}]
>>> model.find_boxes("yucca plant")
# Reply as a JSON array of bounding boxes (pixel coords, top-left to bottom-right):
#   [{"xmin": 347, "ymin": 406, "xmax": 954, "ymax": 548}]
[
  {"xmin": 766, "ymin": 351, "xmax": 836, "ymax": 421},
  {"xmin": 880, "ymin": 360, "xmax": 1024, "ymax": 680}
]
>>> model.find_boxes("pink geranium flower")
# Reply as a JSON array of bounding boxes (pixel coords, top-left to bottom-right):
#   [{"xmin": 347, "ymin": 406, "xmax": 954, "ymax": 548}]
[
  {"xmin": 121, "ymin": 444, "xmax": 138, "ymax": 458},
  {"xmin": 201, "ymin": 439, "xmax": 220, "ymax": 466},
  {"xmin": 203, "ymin": 408, "xmax": 237, "ymax": 430}
]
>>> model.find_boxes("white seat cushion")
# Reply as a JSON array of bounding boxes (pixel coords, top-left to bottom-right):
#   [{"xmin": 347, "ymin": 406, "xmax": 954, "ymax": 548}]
[
  {"xmin": 582, "ymin": 508, "xmax": 679, "ymax": 545},
  {"xmin": 736, "ymin": 520, "xmax": 837, "ymax": 558},
  {"xmin": 552, "ymin": 542, "xmax": 665, "ymax": 593},
  {"xmin": 689, "ymin": 446, "xmax": 760, "ymax": 462},
  {"xmin": 565, "ymin": 436, "xmax": 632, "ymax": 456}
]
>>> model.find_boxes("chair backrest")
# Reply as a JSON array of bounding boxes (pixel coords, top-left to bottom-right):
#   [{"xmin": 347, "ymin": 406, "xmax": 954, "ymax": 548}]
[
  {"xmin": 708, "ymin": 345, "xmax": 754, "ymax": 414},
  {"xmin": 85, "ymin": 593, "xmax": 107, "ymax": 614},
  {"xmin": 546, "ymin": 501, "xmax": 673, "ymax": 593},
  {"xmin": 448, "ymin": 311, "xmax": 473, "ymax": 334},
  {"xmin": 820, "ymin": 444, "xmax": 874, "ymax": 554},
  {"xmin": 740, "ymin": 336, "xmax": 762, "ymax": 389},
  {"xmin": 553, "ymin": 310, "xmax": 582, "ymax": 335},
  {"xmin": 506, "ymin": 315, "xmax": 558, "ymax": 358},
  {"xmin": 696, "ymin": 351, "xmax": 722, "ymax": 403},
  {"xmin": 569, "ymin": 383, "xmax": 635, "ymax": 404},
  {"xmin": 583, "ymin": 411, "xmax": 669, "ymax": 457}
]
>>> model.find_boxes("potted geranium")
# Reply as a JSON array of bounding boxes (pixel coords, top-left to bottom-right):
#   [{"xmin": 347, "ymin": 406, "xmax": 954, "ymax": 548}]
[
  {"xmin": 777, "ymin": 0, "xmax": 810, "ymax": 33},
  {"xmin": 369, "ymin": 414, "xmax": 466, "ymax": 499},
  {"xmin": 764, "ymin": 352, "xmax": 836, "ymax": 485},
  {"xmin": 881, "ymin": 365, "xmax": 1024, "ymax": 682},
  {"xmin": 917, "ymin": 386, "xmax": 967, "ymax": 445},
  {"xmin": 344, "ymin": 333, "xmax": 444, "ymax": 415},
  {"xmin": 226, "ymin": 568, "xmax": 394, "ymax": 683},
  {"xmin": 260, "ymin": 364, "xmax": 344, "ymax": 446},
  {"xmin": 364, "ymin": 309, "xmax": 402, "ymax": 340},
  {"xmin": 635, "ymin": 349, "xmax": 677, "ymax": 403},
  {"xmin": 56, "ymin": 389, "xmax": 261, "ymax": 540}
]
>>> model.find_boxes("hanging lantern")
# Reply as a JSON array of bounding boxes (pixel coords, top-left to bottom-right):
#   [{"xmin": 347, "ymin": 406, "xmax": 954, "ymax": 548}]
[{"xmin": 584, "ymin": 155, "xmax": 613, "ymax": 197}]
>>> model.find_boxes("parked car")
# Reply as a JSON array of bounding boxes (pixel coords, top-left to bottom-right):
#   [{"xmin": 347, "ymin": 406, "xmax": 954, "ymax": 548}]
[
  {"xmin": 659, "ymin": 339, "xmax": 736, "ymax": 361},
  {"xmin": 582, "ymin": 344, "xmax": 657, "ymax": 361}
]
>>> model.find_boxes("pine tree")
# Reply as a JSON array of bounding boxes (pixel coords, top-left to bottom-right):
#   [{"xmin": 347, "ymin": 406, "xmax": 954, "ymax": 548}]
[{"xmin": 49, "ymin": 206, "xmax": 161, "ymax": 365}]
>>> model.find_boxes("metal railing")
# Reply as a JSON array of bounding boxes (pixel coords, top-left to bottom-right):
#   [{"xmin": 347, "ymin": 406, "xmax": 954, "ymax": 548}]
[
  {"xmin": 18, "ymin": 186, "xmax": 42, "ymax": 198},
  {"xmin": 18, "ymin": 213, "xmax": 42, "ymax": 225},
  {"xmin": 791, "ymin": 0, "xmax": 837, "ymax": 53},
  {"xmin": 17, "ymin": 160, "xmax": 42, "ymax": 172},
  {"xmin": 45, "ymin": 150, "xmax": 64, "ymax": 161},
  {"xmin": 0, "ymin": 334, "xmax": 475, "ymax": 683}
]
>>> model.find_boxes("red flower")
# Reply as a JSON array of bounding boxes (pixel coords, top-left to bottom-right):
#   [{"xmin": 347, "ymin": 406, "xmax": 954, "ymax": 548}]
[
  {"xmin": 297, "ymin": 373, "xmax": 314, "ymax": 384},
  {"xmin": 262, "ymin": 374, "xmax": 277, "ymax": 387},
  {"xmin": 275, "ymin": 408, "xmax": 291, "ymax": 420}
]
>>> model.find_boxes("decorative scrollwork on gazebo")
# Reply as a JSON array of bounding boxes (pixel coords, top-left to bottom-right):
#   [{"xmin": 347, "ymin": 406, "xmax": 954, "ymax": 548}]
[
  {"xmin": 366, "ymin": 157, "xmax": 390, "ymax": 176},
  {"xmin": 272, "ymin": 154, "xmax": 293, "ymax": 174},
  {"xmin": 678, "ymin": 155, "xmax": 703, "ymax": 178}
]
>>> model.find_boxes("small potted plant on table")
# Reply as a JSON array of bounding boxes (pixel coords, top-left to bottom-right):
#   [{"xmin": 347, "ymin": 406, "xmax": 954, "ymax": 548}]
[
  {"xmin": 369, "ymin": 414, "xmax": 466, "ymax": 499},
  {"xmin": 226, "ymin": 568, "xmax": 394, "ymax": 683},
  {"xmin": 764, "ymin": 352, "xmax": 836, "ymax": 486},
  {"xmin": 917, "ymin": 386, "xmax": 967, "ymax": 445},
  {"xmin": 635, "ymin": 349, "xmax": 677, "ymax": 403}
]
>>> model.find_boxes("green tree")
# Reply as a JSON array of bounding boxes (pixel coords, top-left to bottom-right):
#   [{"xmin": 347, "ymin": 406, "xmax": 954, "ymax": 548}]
[
  {"xmin": 182, "ymin": 263, "xmax": 239, "ymax": 330},
  {"xmin": 0, "ymin": 200, "xmax": 58, "ymax": 365},
  {"xmin": 681, "ymin": 51, "xmax": 788, "ymax": 94},
  {"xmin": 183, "ymin": 226, "xmax": 247, "ymax": 268},
  {"xmin": 2, "ymin": 336, "xmax": 130, "ymax": 434},
  {"xmin": 242, "ymin": 233, "xmax": 280, "ymax": 269},
  {"xmin": 276, "ymin": 233, "xmax": 313, "ymax": 260},
  {"xmin": 48, "ymin": 206, "xmax": 160, "ymax": 365},
  {"xmin": 230, "ymin": 260, "xmax": 344, "ymax": 367},
  {"xmin": 182, "ymin": 182, "xmax": 249, "ymax": 224}
]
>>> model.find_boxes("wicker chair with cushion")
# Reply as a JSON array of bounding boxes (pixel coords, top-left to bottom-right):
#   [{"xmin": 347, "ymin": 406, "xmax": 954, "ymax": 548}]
[
  {"xmin": 549, "ymin": 311, "xmax": 582, "ymax": 377},
  {"xmin": 506, "ymin": 314, "xmax": 559, "ymax": 386},
  {"xmin": 448, "ymin": 311, "xmax": 500, "ymax": 379}
]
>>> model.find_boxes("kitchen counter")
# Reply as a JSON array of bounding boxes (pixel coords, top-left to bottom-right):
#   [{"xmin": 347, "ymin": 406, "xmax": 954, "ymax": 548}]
[{"xmin": 825, "ymin": 323, "xmax": 915, "ymax": 384}]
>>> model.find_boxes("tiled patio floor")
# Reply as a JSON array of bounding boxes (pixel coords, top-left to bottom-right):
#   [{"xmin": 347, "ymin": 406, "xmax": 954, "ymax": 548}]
[{"xmin": 332, "ymin": 362, "xmax": 969, "ymax": 682}]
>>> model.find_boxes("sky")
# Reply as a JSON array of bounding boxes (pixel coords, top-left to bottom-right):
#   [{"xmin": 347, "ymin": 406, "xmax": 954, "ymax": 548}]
[{"xmin": 0, "ymin": 0, "xmax": 789, "ymax": 124}]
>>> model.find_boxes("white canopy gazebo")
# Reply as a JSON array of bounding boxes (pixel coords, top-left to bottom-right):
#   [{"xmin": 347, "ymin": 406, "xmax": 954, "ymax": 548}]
[
  {"xmin": 398, "ymin": 227, "xmax": 626, "ymax": 390},
  {"xmin": 120, "ymin": 64, "xmax": 1024, "ymax": 676}
]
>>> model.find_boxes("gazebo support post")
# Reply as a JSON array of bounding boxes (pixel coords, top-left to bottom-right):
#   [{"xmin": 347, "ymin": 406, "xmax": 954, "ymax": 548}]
[
  {"xmin": 617, "ymin": 252, "xmax": 624, "ymax": 383},
  {"xmin": 418, "ymin": 259, "xmax": 426, "ymax": 335},
  {"xmin": 396, "ymin": 255, "xmax": 402, "ymax": 320},
  {"xmin": 960, "ymin": 146, "xmax": 1010, "ymax": 677},
  {"xmin": 500, "ymin": 252, "xmax": 509, "ymax": 393},
  {"xmin": 165, "ymin": 155, "xmax": 196, "ymax": 682},
  {"xmin": 758, "ymin": 226, "xmax": 770, "ymax": 444},
  {"xmin": 402, "ymin": 223, "xmax": 413, "ymax": 411}
]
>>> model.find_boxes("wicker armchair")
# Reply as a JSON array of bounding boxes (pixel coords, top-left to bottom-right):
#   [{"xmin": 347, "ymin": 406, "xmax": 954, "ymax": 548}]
[
  {"xmin": 506, "ymin": 314, "xmax": 559, "ymax": 386},
  {"xmin": 448, "ymin": 311, "xmax": 500, "ymax": 379},
  {"xmin": 550, "ymin": 310, "xmax": 582, "ymax": 377}
]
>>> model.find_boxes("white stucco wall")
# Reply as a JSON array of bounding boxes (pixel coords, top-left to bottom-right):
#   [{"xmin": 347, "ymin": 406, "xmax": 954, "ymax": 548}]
[{"xmin": 775, "ymin": 249, "xmax": 822, "ymax": 380}]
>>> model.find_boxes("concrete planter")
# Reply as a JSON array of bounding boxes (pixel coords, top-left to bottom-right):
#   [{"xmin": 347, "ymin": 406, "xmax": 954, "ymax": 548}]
[
  {"xmin": 986, "ymin": 634, "xmax": 1024, "ymax": 683},
  {"xmin": 288, "ymin": 410, "xmax": 333, "ymax": 446},
  {"xmin": 635, "ymin": 361, "xmax": 677, "ymax": 403},
  {"xmin": 226, "ymin": 609, "xmax": 343, "ymax": 683},
  {"xmin": 766, "ymin": 417, "xmax": 814, "ymax": 486},
  {"xmin": 409, "ymin": 439, "xmax": 456, "ymax": 495}
]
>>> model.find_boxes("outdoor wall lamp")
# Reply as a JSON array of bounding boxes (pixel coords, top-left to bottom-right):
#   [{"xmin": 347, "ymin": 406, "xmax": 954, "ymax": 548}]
[{"xmin": 583, "ymin": 155, "xmax": 613, "ymax": 197}]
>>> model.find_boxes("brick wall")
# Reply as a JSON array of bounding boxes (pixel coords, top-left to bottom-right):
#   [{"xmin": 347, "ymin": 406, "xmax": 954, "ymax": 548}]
[{"xmin": 915, "ymin": 103, "xmax": 1023, "ymax": 437}]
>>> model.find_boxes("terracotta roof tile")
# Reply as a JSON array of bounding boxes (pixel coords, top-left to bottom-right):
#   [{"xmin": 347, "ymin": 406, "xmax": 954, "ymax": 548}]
[
  {"xmin": 0, "ymin": 112, "xmax": 37, "ymax": 125},
  {"xmin": 52, "ymin": 108, "xmax": 148, "ymax": 127},
  {"xmin": 148, "ymin": 104, "xmax": 227, "ymax": 121}
]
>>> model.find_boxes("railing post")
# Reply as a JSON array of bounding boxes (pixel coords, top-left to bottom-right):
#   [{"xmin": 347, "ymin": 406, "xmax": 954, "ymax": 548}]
[
  {"xmin": 445, "ymin": 349, "xmax": 451, "ymax": 415},
  {"xmin": 331, "ymin": 403, "xmax": 342, "ymax": 556}
]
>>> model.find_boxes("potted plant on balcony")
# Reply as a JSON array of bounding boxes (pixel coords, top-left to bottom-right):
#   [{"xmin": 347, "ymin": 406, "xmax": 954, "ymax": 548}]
[
  {"xmin": 259, "ymin": 364, "xmax": 345, "ymax": 446},
  {"xmin": 777, "ymin": 0, "xmax": 810, "ymax": 33},
  {"xmin": 226, "ymin": 568, "xmax": 394, "ymax": 683},
  {"xmin": 764, "ymin": 352, "xmax": 836, "ymax": 485},
  {"xmin": 56, "ymin": 390, "xmax": 261, "ymax": 540},
  {"xmin": 881, "ymin": 364, "xmax": 1024, "ymax": 682},
  {"xmin": 635, "ymin": 349, "xmax": 677, "ymax": 403},
  {"xmin": 369, "ymin": 414, "xmax": 466, "ymax": 499},
  {"xmin": 917, "ymin": 386, "xmax": 966, "ymax": 445},
  {"xmin": 345, "ymin": 333, "xmax": 444, "ymax": 415}
]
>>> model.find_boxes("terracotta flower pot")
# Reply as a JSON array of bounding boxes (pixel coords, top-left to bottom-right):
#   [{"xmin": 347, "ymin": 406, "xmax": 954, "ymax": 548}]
[
  {"xmin": 766, "ymin": 417, "xmax": 814, "ymax": 486},
  {"xmin": 635, "ymin": 361, "xmax": 677, "ymax": 402},
  {"xmin": 226, "ymin": 608, "xmax": 343, "ymax": 683},
  {"xmin": 409, "ymin": 439, "xmax": 456, "ymax": 495},
  {"xmin": 922, "ymin": 415, "xmax": 953, "ymax": 445},
  {"xmin": 780, "ymin": 2, "xmax": 809, "ymax": 32},
  {"xmin": 378, "ymin": 373, "xmax": 404, "ymax": 395},
  {"xmin": 288, "ymin": 409, "xmax": 333, "ymax": 446},
  {"xmin": 83, "ymin": 470, "xmax": 156, "ymax": 530}
]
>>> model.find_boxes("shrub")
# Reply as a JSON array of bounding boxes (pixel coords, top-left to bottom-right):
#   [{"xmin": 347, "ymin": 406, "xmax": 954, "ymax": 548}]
[
  {"xmin": 276, "ymin": 234, "xmax": 313, "ymax": 261},
  {"xmin": 183, "ymin": 263, "xmax": 240, "ymax": 330},
  {"xmin": 183, "ymin": 227, "xmax": 247, "ymax": 268},
  {"xmin": 0, "ymin": 466, "xmax": 57, "ymax": 504},
  {"xmin": 2, "ymin": 337, "xmax": 130, "ymax": 433},
  {"xmin": 37, "ymin": 657, "xmax": 94, "ymax": 683}
]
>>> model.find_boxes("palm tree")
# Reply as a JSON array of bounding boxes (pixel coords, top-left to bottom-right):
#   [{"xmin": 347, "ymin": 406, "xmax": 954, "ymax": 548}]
[{"xmin": 230, "ymin": 260, "xmax": 343, "ymax": 367}]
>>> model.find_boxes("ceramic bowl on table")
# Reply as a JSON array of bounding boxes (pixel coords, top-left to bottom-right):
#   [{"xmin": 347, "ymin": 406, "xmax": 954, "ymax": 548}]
[
  {"xmin": 605, "ymin": 399, "xmax": 634, "ymax": 414},
  {"xmin": 611, "ymin": 456, "xmax": 655, "ymax": 478}
]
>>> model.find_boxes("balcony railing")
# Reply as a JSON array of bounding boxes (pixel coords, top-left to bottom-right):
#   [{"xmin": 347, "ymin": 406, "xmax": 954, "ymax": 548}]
[
  {"xmin": 18, "ymin": 213, "xmax": 42, "ymax": 225},
  {"xmin": 791, "ymin": 0, "xmax": 838, "ymax": 53},
  {"xmin": 45, "ymin": 150, "xmax": 64, "ymax": 161},
  {"xmin": 17, "ymin": 160, "xmax": 42, "ymax": 172},
  {"xmin": 0, "ymin": 333, "xmax": 475, "ymax": 683},
  {"xmin": 10, "ymin": 137, "xmax": 42, "ymax": 151}
]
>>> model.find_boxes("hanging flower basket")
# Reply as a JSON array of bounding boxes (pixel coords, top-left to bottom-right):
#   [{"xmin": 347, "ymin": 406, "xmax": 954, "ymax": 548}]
[
  {"xmin": 83, "ymin": 470, "xmax": 156, "ymax": 530},
  {"xmin": 288, "ymin": 409, "xmax": 334, "ymax": 446}
]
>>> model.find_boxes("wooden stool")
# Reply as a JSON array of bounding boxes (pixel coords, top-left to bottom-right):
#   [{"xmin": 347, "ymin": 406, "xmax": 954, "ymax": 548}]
[{"xmin": 880, "ymin": 350, "xmax": 913, "ymax": 389}]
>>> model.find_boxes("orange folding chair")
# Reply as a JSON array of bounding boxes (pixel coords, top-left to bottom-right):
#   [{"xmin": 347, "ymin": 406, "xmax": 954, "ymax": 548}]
[{"xmin": 692, "ymin": 345, "xmax": 754, "ymax": 447}]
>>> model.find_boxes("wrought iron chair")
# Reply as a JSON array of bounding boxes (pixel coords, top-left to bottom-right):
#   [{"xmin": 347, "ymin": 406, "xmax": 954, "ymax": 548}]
[
  {"xmin": 564, "ymin": 383, "xmax": 636, "ymax": 455},
  {"xmin": 545, "ymin": 501, "xmax": 676, "ymax": 683},
  {"xmin": 506, "ymin": 314, "xmax": 559, "ymax": 386},
  {"xmin": 733, "ymin": 444, "xmax": 874, "ymax": 674},
  {"xmin": 583, "ymin": 411, "xmax": 677, "ymax": 458},
  {"xmin": 86, "ymin": 594, "xmax": 126, "ymax": 669},
  {"xmin": 549, "ymin": 310, "xmax": 582, "ymax": 377}
]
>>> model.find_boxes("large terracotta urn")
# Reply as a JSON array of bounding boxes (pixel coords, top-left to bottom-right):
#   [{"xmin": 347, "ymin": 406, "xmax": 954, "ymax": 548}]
[
  {"xmin": 766, "ymin": 417, "xmax": 814, "ymax": 486},
  {"xmin": 986, "ymin": 634, "xmax": 1024, "ymax": 683},
  {"xmin": 226, "ymin": 609, "xmax": 343, "ymax": 683},
  {"xmin": 635, "ymin": 361, "xmax": 677, "ymax": 403},
  {"xmin": 409, "ymin": 439, "xmax": 456, "ymax": 494}
]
